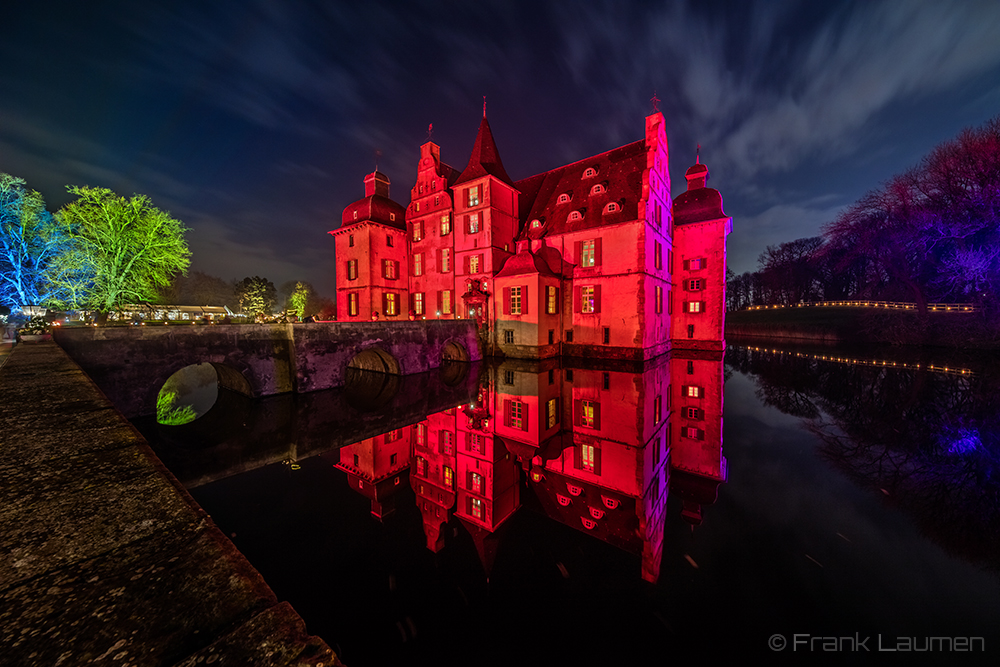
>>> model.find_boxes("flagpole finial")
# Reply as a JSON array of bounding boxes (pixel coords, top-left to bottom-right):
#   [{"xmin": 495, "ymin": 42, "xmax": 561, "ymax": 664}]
[
  {"xmin": 427, "ymin": 123, "xmax": 433, "ymax": 141},
  {"xmin": 483, "ymin": 95, "xmax": 487, "ymax": 118},
  {"xmin": 696, "ymin": 144, "xmax": 700, "ymax": 164},
  {"xmin": 650, "ymin": 90, "xmax": 660, "ymax": 113},
  {"xmin": 375, "ymin": 149, "xmax": 382, "ymax": 170}
]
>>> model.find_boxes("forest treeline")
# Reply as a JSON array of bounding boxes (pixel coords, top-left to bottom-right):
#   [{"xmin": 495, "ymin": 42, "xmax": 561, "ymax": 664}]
[{"xmin": 728, "ymin": 116, "xmax": 1000, "ymax": 320}]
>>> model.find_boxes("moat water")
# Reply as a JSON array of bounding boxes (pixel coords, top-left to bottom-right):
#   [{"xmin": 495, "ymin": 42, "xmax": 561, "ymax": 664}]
[{"xmin": 134, "ymin": 344, "xmax": 1000, "ymax": 664}]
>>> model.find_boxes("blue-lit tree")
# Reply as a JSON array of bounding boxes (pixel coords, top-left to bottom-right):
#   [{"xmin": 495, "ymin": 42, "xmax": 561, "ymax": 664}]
[{"xmin": 0, "ymin": 174, "xmax": 70, "ymax": 314}]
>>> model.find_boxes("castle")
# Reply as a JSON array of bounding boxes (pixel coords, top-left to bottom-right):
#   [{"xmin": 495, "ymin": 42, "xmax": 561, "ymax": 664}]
[{"xmin": 330, "ymin": 110, "xmax": 732, "ymax": 360}]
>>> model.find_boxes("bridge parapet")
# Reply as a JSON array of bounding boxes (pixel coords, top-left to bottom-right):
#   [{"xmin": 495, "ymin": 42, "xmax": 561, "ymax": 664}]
[{"xmin": 54, "ymin": 320, "xmax": 480, "ymax": 418}]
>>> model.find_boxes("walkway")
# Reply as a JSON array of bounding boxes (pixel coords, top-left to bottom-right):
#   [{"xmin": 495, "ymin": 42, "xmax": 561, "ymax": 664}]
[{"xmin": 0, "ymin": 341, "xmax": 341, "ymax": 666}]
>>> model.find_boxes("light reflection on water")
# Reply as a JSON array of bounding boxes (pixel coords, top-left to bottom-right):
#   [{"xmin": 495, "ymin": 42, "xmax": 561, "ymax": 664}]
[{"xmin": 137, "ymin": 346, "xmax": 1000, "ymax": 664}]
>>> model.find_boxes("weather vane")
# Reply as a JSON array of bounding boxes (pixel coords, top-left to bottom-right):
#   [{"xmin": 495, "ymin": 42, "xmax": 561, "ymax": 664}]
[
  {"xmin": 483, "ymin": 95, "xmax": 487, "ymax": 118},
  {"xmin": 650, "ymin": 90, "xmax": 660, "ymax": 113},
  {"xmin": 374, "ymin": 149, "xmax": 382, "ymax": 170},
  {"xmin": 427, "ymin": 123, "xmax": 433, "ymax": 141},
  {"xmin": 696, "ymin": 144, "xmax": 700, "ymax": 164}
]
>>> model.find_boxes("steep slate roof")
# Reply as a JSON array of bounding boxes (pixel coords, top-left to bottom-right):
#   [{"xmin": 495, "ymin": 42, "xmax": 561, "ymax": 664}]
[
  {"xmin": 514, "ymin": 139, "xmax": 647, "ymax": 239},
  {"xmin": 495, "ymin": 245, "xmax": 560, "ymax": 279},
  {"xmin": 454, "ymin": 116, "xmax": 515, "ymax": 187}
]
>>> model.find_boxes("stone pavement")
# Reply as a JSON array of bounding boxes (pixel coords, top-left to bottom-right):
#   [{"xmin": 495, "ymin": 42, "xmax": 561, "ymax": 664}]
[{"xmin": 0, "ymin": 341, "xmax": 342, "ymax": 666}]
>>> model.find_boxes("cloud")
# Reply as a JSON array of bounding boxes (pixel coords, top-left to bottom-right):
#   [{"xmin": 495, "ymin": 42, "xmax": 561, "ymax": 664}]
[{"xmin": 729, "ymin": 199, "xmax": 846, "ymax": 273}]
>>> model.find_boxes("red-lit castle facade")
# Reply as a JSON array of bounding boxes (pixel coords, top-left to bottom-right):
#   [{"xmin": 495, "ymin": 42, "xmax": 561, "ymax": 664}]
[
  {"xmin": 330, "ymin": 110, "xmax": 731, "ymax": 582},
  {"xmin": 330, "ymin": 110, "xmax": 731, "ymax": 359}
]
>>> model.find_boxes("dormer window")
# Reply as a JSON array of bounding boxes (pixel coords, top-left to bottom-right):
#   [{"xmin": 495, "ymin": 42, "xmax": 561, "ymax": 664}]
[
  {"xmin": 604, "ymin": 202, "xmax": 619, "ymax": 214},
  {"xmin": 569, "ymin": 210, "xmax": 582, "ymax": 221},
  {"xmin": 590, "ymin": 184, "xmax": 605, "ymax": 195},
  {"xmin": 558, "ymin": 193, "xmax": 571, "ymax": 204},
  {"xmin": 390, "ymin": 212, "xmax": 396, "ymax": 221},
  {"xmin": 530, "ymin": 219, "xmax": 542, "ymax": 228},
  {"xmin": 353, "ymin": 210, "xmax": 358, "ymax": 220},
  {"xmin": 583, "ymin": 167, "xmax": 597, "ymax": 178}
]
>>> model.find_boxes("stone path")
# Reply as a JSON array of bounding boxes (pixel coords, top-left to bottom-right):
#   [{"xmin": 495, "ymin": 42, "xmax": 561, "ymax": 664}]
[{"xmin": 0, "ymin": 342, "xmax": 342, "ymax": 666}]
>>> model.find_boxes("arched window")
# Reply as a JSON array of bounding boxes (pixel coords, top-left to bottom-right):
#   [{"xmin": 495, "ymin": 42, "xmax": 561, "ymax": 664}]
[
  {"xmin": 590, "ymin": 183, "xmax": 605, "ymax": 195},
  {"xmin": 569, "ymin": 210, "xmax": 582, "ymax": 221},
  {"xmin": 604, "ymin": 202, "xmax": 619, "ymax": 214},
  {"xmin": 583, "ymin": 167, "xmax": 597, "ymax": 178},
  {"xmin": 557, "ymin": 193, "xmax": 571, "ymax": 204},
  {"xmin": 530, "ymin": 219, "xmax": 542, "ymax": 228}
]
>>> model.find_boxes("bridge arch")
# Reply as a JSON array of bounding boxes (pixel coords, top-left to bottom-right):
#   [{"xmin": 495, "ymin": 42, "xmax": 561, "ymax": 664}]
[
  {"xmin": 156, "ymin": 362, "xmax": 254, "ymax": 425},
  {"xmin": 347, "ymin": 347, "xmax": 401, "ymax": 375},
  {"xmin": 441, "ymin": 339, "xmax": 470, "ymax": 363}
]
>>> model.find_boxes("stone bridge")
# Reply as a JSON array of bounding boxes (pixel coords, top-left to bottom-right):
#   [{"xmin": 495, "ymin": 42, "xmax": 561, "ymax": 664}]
[{"xmin": 54, "ymin": 320, "xmax": 481, "ymax": 418}]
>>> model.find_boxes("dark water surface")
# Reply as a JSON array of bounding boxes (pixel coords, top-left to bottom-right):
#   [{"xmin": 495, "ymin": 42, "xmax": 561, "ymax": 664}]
[{"xmin": 136, "ymin": 346, "xmax": 1000, "ymax": 664}]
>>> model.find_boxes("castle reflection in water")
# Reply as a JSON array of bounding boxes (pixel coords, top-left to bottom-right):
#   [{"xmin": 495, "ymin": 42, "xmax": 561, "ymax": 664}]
[{"xmin": 328, "ymin": 352, "xmax": 725, "ymax": 585}]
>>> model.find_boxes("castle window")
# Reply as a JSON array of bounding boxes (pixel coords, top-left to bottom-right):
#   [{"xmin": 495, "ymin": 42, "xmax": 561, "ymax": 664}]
[
  {"xmin": 390, "ymin": 213, "xmax": 396, "ymax": 222},
  {"xmin": 347, "ymin": 259, "xmax": 358, "ymax": 281},
  {"xmin": 531, "ymin": 219, "xmax": 542, "ymax": 228},
  {"xmin": 580, "ymin": 239, "xmax": 597, "ymax": 267},
  {"xmin": 547, "ymin": 397, "xmax": 558, "ymax": 429},
  {"xmin": 441, "ymin": 289, "xmax": 452, "ymax": 314},
  {"xmin": 432, "ymin": 180, "xmax": 437, "ymax": 190},
  {"xmin": 416, "ymin": 423, "xmax": 426, "ymax": 448},
  {"xmin": 441, "ymin": 214, "xmax": 451, "ymax": 235},
  {"xmin": 583, "ymin": 167, "xmax": 597, "ymax": 178},
  {"xmin": 416, "ymin": 456, "xmax": 427, "ymax": 476},
  {"xmin": 581, "ymin": 286, "xmax": 596, "ymax": 313},
  {"xmin": 685, "ymin": 385, "xmax": 704, "ymax": 398},
  {"xmin": 654, "ymin": 395, "xmax": 662, "ymax": 423},
  {"xmin": 386, "ymin": 234, "xmax": 393, "ymax": 247},
  {"xmin": 441, "ymin": 248, "xmax": 451, "ymax": 273},
  {"xmin": 581, "ymin": 401, "xmax": 598, "ymax": 429},
  {"xmin": 546, "ymin": 285, "xmax": 558, "ymax": 314},
  {"xmin": 470, "ymin": 472, "xmax": 483, "ymax": 494},
  {"xmin": 655, "ymin": 286, "xmax": 663, "ymax": 314},
  {"xmin": 415, "ymin": 202, "xmax": 420, "ymax": 212},
  {"xmin": 684, "ymin": 427, "xmax": 705, "ymax": 441},
  {"xmin": 504, "ymin": 370, "xmax": 515, "ymax": 385},
  {"xmin": 348, "ymin": 292, "xmax": 359, "ymax": 317},
  {"xmin": 434, "ymin": 195, "xmax": 440, "ymax": 206},
  {"xmin": 413, "ymin": 221, "xmax": 423, "ymax": 241},
  {"xmin": 470, "ymin": 497, "xmax": 483, "ymax": 519},
  {"xmin": 414, "ymin": 292, "xmax": 424, "ymax": 315},
  {"xmin": 383, "ymin": 259, "xmax": 398, "ymax": 279},
  {"xmin": 655, "ymin": 241, "xmax": 662, "ymax": 269},
  {"xmin": 687, "ymin": 360, "xmax": 694, "ymax": 375},
  {"xmin": 385, "ymin": 293, "xmax": 399, "ymax": 316},
  {"xmin": 686, "ymin": 257, "xmax": 707, "ymax": 270},
  {"xmin": 444, "ymin": 466, "xmax": 454, "ymax": 487},
  {"xmin": 469, "ymin": 213, "xmax": 480, "ymax": 233},
  {"xmin": 507, "ymin": 400, "xmax": 525, "ymax": 430},
  {"xmin": 470, "ymin": 254, "xmax": 480, "ymax": 274},
  {"xmin": 604, "ymin": 202, "xmax": 618, "ymax": 214},
  {"xmin": 468, "ymin": 186, "xmax": 480, "ymax": 207},
  {"xmin": 503, "ymin": 329, "xmax": 514, "ymax": 344},
  {"xmin": 683, "ymin": 406, "xmax": 703, "ymax": 420},
  {"xmin": 603, "ymin": 326, "xmax": 610, "ymax": 344},
  {"xmin": 440, "ymin": 430, "xmax": 454, "ymax": 455},
  {"xmin": 602, "ymin": 372, "xmax": 610, "ymax": 390},
  {"xmin": 590, "ymin": 184, "xmax": 604, "ymax": 195},
  {"xmin": 510, "ymin": 286, "xmax": 522, "ymax": 315},
  {"xmin": 685, "ymin": 301, "xmax": 704, "ymax": 313},
  {"xmin": 413, "ymin": 253, "xmax": 423, "ymax": 276},
  {"xmin": 353, "ymin": 209, "xmax": 358, "ymax": 220},
  {"xmin": 569, "ymin": 210, "xmax": 582, "ymax": 221},
  {"xmin": 558, "ymin": 193, "xmax": 571, "ymax": 204},
  {"xmin": 688, "ymin": 279, "xmax": 703, "ymax": 291},
  {"xmin": 469, "ymin": 433, "xmax": 485, "ymax": 454}
]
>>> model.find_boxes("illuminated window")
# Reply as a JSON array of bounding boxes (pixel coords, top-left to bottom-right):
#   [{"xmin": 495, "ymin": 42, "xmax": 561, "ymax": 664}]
[
  {"xmin": 441, "ymin": 431, "xmax": 454, "ymax": 455},
  {"xmin": 686, "ymin": 385, "xmax": 703, "ymax": 398},
  {"xmin": 569, "ymin": 210, "xmax": 582, "ymax": 221},
  {"xmin": 441, "ymin": 215, "xmax": 451, "ymax": 235},
  {"xmin": 686, "ymin": 301, "xmax": 703, "ymax": 313},
  {"xmin": 385, "ymin": 293, "xmax": 398, "ymax": 316},
  {"xmin": 469, "ymin": 213, "xmax": 479, "ymax": 233},
  {"xmin": 386, "ymin": 429, "xmax": 402, "ymax": 442},
  {"xmin": 581, "ymin": 286, "xmax": 596, "ymax": 313},
  {"xmin": 583, "ymin": 167, "xmax": 597, "ymax": 178},
  {"xmin": 604, "ymin": 202, "xmax": 618, "ymax": 214},
  {"xmin": 414, "ymin": 253, "xmax": 423, "ymax": 276},
  {"xmin": 590, "ymin": 183, "xmax": 604, "ymax": 195},
  {"xmin": 581, "ymin": 400, "xmax": 597, "ymax": 428},
  {"xmin": 348, "ymin": 292, "xmax": 359, "ymax": 317},
  {"xmin": 414, "ymin": 292, "xmax": 424, "ymax": 315},
  {"xmin": 508, "ymin": 400, "xmax": 524, "ymax": 429},
  {"xmin": 353, "ymin": 209, "xmax": 358, "ymax": 220},
  {"xmin": 438, "ymin": 249, "xmax": 450, "ymax": 274},
  {"xmin": 510, "ymin": 286, "xmax": 522, "ymax": 314},
  {"xmin": 655, "ymin": 241, "xmax": 662, "ymax": 269},
  {"xmin": 582, "ymin": 444, "xmax": 596, "ymax": 471},
  {"xmin": 469, "ymin": 433, "xmax": 485, "ymax": 454},
  {"xmin": 348, "ymin": 234, "xmax": 354, "ymax": 247},
  {"xmin": 558, "ymin": 193, "xmax": 571, "ymax": 204},
  {"xmin": 347, "ymin": 259, "xmax": 358, "ymax": 281},
  {"xmin": 470, "ymin": 472, "xmax": 483, "ymax": 494},
  {"xmin": 383, "ymin": 259, "xmax": 397, "ymax": 279},
  {"xmin": 416, "ymin": 423, "xmax": 427, "ymax": 447},
  {"xmin": 655, "ymin": 286, "xmax": 662, "ymax": 314},
  {"xmin": 581, "ymin": 240, "xmax": 596, "ymax": 267},
  {"xmin": 546, "ymin": 286, "xmax": 558, "ymax": 314},
  {"xmin": 654, "ymin": 395, "xmax": 661, "ymax": 423},
  {"xmin": 503, "ymin": 329, "xmax": 514, "ymax": 344},
  {"xmin": 413, "ymin": 222, "xmax": 423, "ymax": 241},
  {"xmin": 470, "ymin": 497, "xmax": 483, "ymax": 519},
  {"xmin": 470, "ymin": 255, "xmax": 480, "ymax": 274},
  {"xmin": 546, "ymin": 397, "xmax": 558, "ymax": 429},
  {"xmin": 444, "ymin": 466, "xmax": 453, "ymax": 487},
  {"xmin": 531, "ymin": 219, "xmax": 541, "ymax": 228},
  {"xmin": 468, "ymin": 186, "xmax": 480, "ymax": 207},
  {"xmin": 416, "ymin": 456, "xmax": 427, "ymax": 476}
]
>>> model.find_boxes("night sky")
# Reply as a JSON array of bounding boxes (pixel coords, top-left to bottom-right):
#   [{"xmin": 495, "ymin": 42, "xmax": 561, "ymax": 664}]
[{"xmin": 3, "ymin": 0, "xmax": 1000, "ymax": 300}]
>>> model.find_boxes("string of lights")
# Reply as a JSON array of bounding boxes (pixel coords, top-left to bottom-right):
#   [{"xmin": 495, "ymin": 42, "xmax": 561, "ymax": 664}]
[
  {"xmin": 738, "ymin": 345, "xmax": 974, "ymax": 376},
  {"xmin": 744, "ymin": 301, "xmax": 976, "ymax": 312}
]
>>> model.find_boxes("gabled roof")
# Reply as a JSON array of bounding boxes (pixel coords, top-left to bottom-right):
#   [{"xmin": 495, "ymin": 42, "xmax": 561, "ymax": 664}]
[
  {"xmin": 514, "ymin": 140, "xmax": 646, "ymax": 238},
  {"xmin": 454, "ymin": 116, "xmax": 514, "ymax": 187}
]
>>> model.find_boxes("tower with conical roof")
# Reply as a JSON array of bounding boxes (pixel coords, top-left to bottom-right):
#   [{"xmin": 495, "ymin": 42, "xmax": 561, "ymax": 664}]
[
  {"xmin": 330, "ymin": 170, "xmax": 409, "ymax": 321},
  {"xmin": 453, "ymin": 113, "xmax": 520, "ymax": 322}
]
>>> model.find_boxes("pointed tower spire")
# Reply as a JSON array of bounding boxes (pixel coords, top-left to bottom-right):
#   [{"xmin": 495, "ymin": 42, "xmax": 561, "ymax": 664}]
[{"xmin": 455, "ymin": 114, "xmax": 514, "ymax": 186}]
